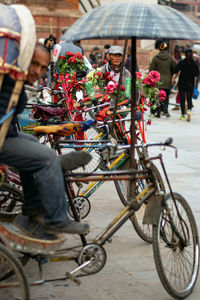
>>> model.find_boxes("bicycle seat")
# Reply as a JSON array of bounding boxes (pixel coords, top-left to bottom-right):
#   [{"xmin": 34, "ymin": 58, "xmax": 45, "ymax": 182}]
[
  {"xmin": 0, "ymin": 213, "xmax": 66, "ymax": 255},
  {"xmin": 33, "ymin": 120, "xmax": 96, "ymax": 136},
  {"xmin": 60, "ymin": 151, "xmax": 92, "ymax": 171}
]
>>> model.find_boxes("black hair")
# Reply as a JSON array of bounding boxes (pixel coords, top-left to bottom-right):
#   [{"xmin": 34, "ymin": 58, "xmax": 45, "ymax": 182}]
[
  {"xmin": 185, "ymin": 48, "xmax": 193, "ymax": 63},
  {"xmin": 104, "ymin": 44, "xmax": 110, "ymax": 49},
  {"xmin": 44, "ymin": 36, "xmax": 57, "ymax": 47},
  {"xmin": 93, "ymin": 46, "xmax": 100, "ymax": 51},
  {"xmin": 155, "ymin": 39, "xmax": 162, "ymax": 49}
]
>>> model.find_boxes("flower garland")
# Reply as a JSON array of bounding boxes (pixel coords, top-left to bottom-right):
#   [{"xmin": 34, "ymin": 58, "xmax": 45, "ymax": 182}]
[
  {"xmin": 57, "ymin": 52, "xmax": 88, "ymax": 74},
  {"xmin": 86, "ymin": 68, "xmax": 125, "ymax": 103}
]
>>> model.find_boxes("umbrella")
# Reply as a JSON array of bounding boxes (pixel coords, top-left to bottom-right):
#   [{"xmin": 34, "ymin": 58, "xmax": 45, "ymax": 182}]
[
  {"xmin": 61, "ymin": 2, "xmax": 200, "ymax": 168},
  {"xmin": 62, "ymin": 3, "xmax": 200, "ymax": 41}
]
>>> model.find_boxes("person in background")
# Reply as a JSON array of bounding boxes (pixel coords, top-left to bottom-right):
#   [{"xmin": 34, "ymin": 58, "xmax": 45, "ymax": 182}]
[
  {"xmin": 150, "ymin": 42, "xmax": 177, "ymax": 118},
  {"xmin": 102, "ymin": 44, "xmax": 111, "ymax": 65},
  {"xmin": 73, "ymin": 40, "xmax": 84, "ymax": 55},
  {"xmin": 172, "ymin": 48, "xmax": 199, "ymax": 122},
  {"xmin": 174, "ymin": 45, "xmax": 181, "ymax": 61},
  {"xmin": 192, "ymin": 48, "xmax": 200, "ymax": 89},
  {"xmin": 44, "ymin": 35, "xmax": 57, "ymax": 54},
  {"xmin": 89, "ymin": 46, "xmax": 102, "ymax": 67},
  {"xmin": 124, "ymin": 45, "xmax": 139, "ymax": 74},
  {"xmin": 148, "ymin": 39, "xmax": 163, "ymax": 65},
  {"xmin": 100, "ymin": 45, "xmax": 131, "ymax": 86}
]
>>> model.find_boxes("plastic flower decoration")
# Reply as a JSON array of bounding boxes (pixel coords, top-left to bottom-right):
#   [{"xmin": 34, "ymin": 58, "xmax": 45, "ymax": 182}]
[
  {"xmin": 57, "ymin": 52, "xmax": 88, "ymax": 74},
  {"xmin": 105, "ymin": 82, "xmax": 125, "ymax": 104},
  {"xmin": 136, "ymin": 71, "xmax": 166, "ymax": 117},
  {"xmin": 86, "ymin": 68, "xmax": 114, "ymax": 92}
]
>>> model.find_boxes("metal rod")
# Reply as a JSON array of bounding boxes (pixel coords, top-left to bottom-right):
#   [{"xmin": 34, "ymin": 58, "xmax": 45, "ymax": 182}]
[
  {"xmin": 111, "ymin": 39, "xmax": 128, "ymax": 132},
  {"xmin": 79, "ymin": 0, "xmax": 87, "ymax": 12}
]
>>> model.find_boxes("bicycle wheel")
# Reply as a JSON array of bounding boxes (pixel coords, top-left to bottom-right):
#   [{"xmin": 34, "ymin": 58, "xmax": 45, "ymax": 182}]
[
  {"xmin": 73, "ymin": 125, "xmax": 103, "ymax": 173},
  {"xmin": 0, "ymin": 243, "xmax": 30, "ymax": 300},
  {"xmin": 115, "ymin": 159, "xmax": 165, "ymax": 243},
  {"xmin": 0, "ymin": 183, "xmax": 24, "ymax": 212},
  {"xmin": 153, "ymin": 193, "xmax": 199, "ymax": 299}
]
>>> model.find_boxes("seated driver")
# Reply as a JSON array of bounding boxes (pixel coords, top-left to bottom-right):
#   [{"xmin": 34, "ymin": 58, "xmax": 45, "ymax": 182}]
[{"xmin": 0, "ymin": 43, "xmax": 89, "ymax": 237}]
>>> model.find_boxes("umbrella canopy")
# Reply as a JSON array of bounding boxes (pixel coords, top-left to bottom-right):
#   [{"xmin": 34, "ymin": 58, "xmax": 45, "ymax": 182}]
[{"xmin": 62, "ymin": 3, "xmax": 200, "ymax": 41}]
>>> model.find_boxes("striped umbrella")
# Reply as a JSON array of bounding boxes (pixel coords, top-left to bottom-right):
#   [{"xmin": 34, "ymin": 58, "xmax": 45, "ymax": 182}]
[{"xmin": 62, "ymin": 2, "xmax": 200, "ymax": 168}]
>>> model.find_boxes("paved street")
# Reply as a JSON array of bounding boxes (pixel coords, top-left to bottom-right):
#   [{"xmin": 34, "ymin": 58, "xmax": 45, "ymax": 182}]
[{"xmin": 10, "ymin": 95, "xmax": 200, "ymax": 300}]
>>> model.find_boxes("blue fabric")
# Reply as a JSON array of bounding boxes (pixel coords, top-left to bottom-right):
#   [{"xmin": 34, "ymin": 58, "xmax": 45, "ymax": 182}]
[
  {"xmin": 80, "ymin": 119, "xmax": 96, "ymax": 132},
  {"xmin": 0, "ymin": 4, "xmax": 21, "ymax": 66},
  {"xmin": 0, "ymin": 108, "xmax": 15, "ymax": 125},
  {"xmin": 62, "ymin": 3, "xmax": 200, "ymax": 41},
  {"xmin": 193, "ymin": 86, "xmax": 199, "ymax": 100}
]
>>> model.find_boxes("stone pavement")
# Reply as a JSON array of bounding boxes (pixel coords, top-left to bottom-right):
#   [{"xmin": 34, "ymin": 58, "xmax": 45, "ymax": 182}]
[{"xmin": 22, "ymin": 95, "xmax": 200, "ymax": 299}]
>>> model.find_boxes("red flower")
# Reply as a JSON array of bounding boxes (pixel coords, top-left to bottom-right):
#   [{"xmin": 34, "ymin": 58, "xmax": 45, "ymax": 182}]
[
  {"xmin": 136, "ymin": 72, "xmax": 142, "ymax": 79},
  {"xmin": 105, "ymin": 83, "xmax": 116, "ymax": 94},
  {"xmin": 120, "ymin": 84, "xmax": 125, "ymax": 91},
  {"xmin": 58, "ymin": 56, "xmax": 66, "ymax": 60},
  {"xmin": 149, "ymin": 71, "xmax": 160, "ymax": 83},
  {"xmin": 75, "ymin": 52, "xmax": 83, "ymax": 59},
  {"xmin": 142, "ymin": 76, "xmax": 154, "ymax": 86},
  {"xmin": 65, "ymin": 52, "xmax": 74, "ymax": 57},
  {"xmin": 147, "ymin": 120, "xmax": 151, "ymax": 125},
  {"xmin": 159, "ymin": 89, "xmax": 166, "ymax": 102},
  {"xmin": 68, "ymin": 57, "xmax": 77, "ymax": 64}
]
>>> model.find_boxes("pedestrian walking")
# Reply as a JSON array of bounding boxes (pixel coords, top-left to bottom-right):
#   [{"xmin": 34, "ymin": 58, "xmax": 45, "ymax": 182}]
[
  {"xmin": 150, "ymin": 42, "xmax": 177, "ymax": 118},
  {"xmin": 172, "ymin": 48, "xmax": 199, "ymax": 122}
]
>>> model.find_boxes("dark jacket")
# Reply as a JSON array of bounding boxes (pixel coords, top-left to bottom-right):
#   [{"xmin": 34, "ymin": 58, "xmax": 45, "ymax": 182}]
[
  {"xmin": 173, "ymin": 58, "xmax": 199, "ymax": 88},
  {"xmin": 124, "ymin": 55, "xmax": 139, "ymax": 74},
  {"xmin": 150, "ymin": 51, "xmax": 177, "ymax": 89},
  {"xmin": 0, "ymin": 74, "xmax": 27, "ymax": 137}
]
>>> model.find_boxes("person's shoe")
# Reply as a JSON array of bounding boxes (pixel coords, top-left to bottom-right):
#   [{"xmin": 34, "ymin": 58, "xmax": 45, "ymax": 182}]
[
  {"xmin": 178, "ymin": 115, "xmax": 185, "ymax": 120},
  {"xmin": 44, "ymin": 221, "xmax": 90, "ymax": 235},
  {"xmin": 33, "ymin": 216, "xmax": 90, "ymax": 235},
  {"xmin": 155, "ymin": 115, "xmax": 160, "ymax": 118},
  {"xmin": 187, "ymin": 110, "xmax": 191, "ymax": 122},
  {"xmin": 172, "ymin": 106, "xmax": 180, "ymax": 111},
  {"xmin": 165, "ymin": 112, "xmax": 170, "ymax": 117},
  {"xmin": 14, "ymin": 214, "xmax": 55, "ymax": 240}
]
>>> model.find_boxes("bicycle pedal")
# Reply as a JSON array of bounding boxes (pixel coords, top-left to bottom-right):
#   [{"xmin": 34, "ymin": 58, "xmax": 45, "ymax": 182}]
[{"xmin": 66, "ymin": 271, "xmax": 81, "ymax": 285}]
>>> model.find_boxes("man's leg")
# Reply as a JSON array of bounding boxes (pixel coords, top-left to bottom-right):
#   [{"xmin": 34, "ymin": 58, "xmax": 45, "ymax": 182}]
[
  {"xmin": 0, "ymin": 132, "xmax": 89, "ymax": 234},
  {"xmin": 179, "ymin": 88, "xmax": 186, "ymax": 116}
]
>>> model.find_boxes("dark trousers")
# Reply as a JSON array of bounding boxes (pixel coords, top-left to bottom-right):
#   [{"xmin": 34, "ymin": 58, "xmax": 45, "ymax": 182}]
[
  {"xmin": 0, "ymin": 132, "xmax": 69, "ymax": 225},
  {"xmin": 150, "ymin": 88, "xmax": 170, "ymax": 117},
  {"xmin": 178, "ymin": 85, "xmax": 193, "ymax": 115}
]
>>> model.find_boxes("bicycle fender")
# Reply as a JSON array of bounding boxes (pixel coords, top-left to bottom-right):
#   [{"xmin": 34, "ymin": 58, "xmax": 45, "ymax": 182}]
[{"xmin": 143, "ymin": 194, "xmax": 164, "ymax": 225}]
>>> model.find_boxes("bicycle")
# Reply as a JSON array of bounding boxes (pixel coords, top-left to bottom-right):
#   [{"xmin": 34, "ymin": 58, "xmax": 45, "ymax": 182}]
[{"xmin": 0, "ymin": 138, "xmax": 198, "ymax": 299}]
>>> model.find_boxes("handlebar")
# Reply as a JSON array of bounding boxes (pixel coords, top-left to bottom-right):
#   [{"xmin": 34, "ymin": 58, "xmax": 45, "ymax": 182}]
[{"xmin": 99, "ymin": 137, "xmax": 177, "ymax": 158}]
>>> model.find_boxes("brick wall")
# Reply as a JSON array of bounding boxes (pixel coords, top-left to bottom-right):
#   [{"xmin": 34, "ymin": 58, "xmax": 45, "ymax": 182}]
[{"xmin": 13, "ymin": 0, "xmax": 81, "ymax": 40}]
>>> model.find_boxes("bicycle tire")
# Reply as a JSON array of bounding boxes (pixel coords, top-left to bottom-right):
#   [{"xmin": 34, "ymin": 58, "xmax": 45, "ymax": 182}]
[
  {"xmin": 0, "ymin": 243, "xmax": 30, "ymax": 300},
  {"xmin": 73, "ymin": 125, "xmax": 103, "ymax": 173},
  {"xmin": 0, "ymin": 183, "xmax": 24, "ymax": 212},
  {"xmin": 0, "ymin": 184, "xmax": 29, "ymax": 271},
  {"xmin": 153, "ymin": 192, "xmax": 199, "ymax": 299},
  {"xmin": 115, "ymin": 159, "xmax": 165, "ymax": 243}
]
